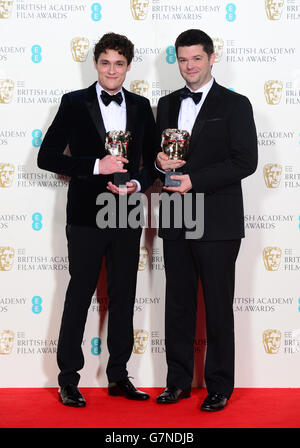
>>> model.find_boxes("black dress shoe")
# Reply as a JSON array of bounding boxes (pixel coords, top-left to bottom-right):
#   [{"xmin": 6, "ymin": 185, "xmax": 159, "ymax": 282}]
[
  {"xmin": 156, "ymin": 386, "xmax": 191, "ymax": 404},
  {"xmin": 200, "ymin": 392, "xmax": 227, "ymax": 411},
  {"xmin": 108, "ymin": 377, "xmax": 150, "ymax": 400},
  {"xmin": 59, "ymin": 384, "xmax": 86, "ymax": 407}
]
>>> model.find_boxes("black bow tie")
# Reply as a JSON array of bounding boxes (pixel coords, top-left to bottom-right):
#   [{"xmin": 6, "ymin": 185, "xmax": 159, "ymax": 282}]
[
  {"xmin": 179, "ymin": 87, "xmax": 203, "ymax": 105},
  {"xmin": 101, "ymin": 90, "xmax": 123, "ymax": 106}
]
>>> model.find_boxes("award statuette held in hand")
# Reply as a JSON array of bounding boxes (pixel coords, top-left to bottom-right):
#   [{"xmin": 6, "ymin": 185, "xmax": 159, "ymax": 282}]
[
  {"xmin": 161, "ymin": 128, "xmax": 190, "ymax": 187},
  {"xmin": 105, "ymin": 130, "xmax": 131, "ymax": 186}
]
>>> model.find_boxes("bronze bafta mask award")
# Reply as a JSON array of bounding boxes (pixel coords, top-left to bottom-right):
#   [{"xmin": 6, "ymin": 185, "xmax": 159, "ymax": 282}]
[
  {"xmin": 161, "ymin": 128, "xmax": 190, "ymax": 186},
  {"xmin": 105, "ymin": 130, "xmax": 131, "ymax": 186}
]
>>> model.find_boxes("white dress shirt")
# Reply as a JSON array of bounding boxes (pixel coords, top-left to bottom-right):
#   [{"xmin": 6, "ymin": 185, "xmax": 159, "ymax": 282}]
[
  {"xmin": 93, "ymin": 83, "xmax": 140, "ymax": 190},
  {"xmin": 178, "ymin": 76, "xmax": 214, "ymax": 134}
]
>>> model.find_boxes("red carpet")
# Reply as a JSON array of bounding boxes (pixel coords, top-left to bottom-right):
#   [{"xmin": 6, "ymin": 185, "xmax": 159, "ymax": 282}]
[{"xmin": 1, "ymin": 387, "xmax": 300, "ymax": 429}]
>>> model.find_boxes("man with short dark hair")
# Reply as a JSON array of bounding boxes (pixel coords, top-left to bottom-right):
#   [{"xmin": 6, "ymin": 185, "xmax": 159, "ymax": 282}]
[
  {"xmin": 155, "ymin": 29, "xmax": 257, "ymax": 411},
  {"xmin": 38, "ymin": 32, "xmax": 156, "ymax": 407}
]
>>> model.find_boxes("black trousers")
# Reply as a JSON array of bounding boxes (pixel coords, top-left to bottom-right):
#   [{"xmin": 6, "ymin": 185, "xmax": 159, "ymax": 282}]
[
  {"xmin": 163, "ymin": 238, "xmax": 241, "ymax": 399},
  {"xmin": 57, "ymin": 224, "xmax": 142, "ymax": 387}
]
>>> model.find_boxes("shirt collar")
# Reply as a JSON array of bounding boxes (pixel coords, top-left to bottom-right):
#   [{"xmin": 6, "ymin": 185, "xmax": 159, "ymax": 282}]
[{"xmin": 96, "ymin": 82, "xmax": 125, "ymax": 103}]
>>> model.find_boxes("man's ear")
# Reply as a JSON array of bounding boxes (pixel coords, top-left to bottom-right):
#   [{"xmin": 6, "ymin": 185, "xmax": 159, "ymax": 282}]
[{"xmin": 209, "ymin": 52, "xmax": 216, "ymax": 67}]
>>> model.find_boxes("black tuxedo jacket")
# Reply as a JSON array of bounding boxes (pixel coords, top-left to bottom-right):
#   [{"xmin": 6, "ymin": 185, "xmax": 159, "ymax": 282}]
[
  {"xmin": 38, "ymin": 82, "xmax": 156, "ymax": 227},
  {"xmin": 156, "ymin": 80, "xmax": 258, "ymax": 241}
]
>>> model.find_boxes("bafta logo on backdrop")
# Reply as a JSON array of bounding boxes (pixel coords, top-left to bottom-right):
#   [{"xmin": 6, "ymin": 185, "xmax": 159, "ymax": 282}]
[
  {"xmin": 212, "ymin": 38, "xmax": 224, "ymax": 63},
  {"xmin": 0, "ymin": 1, "xmax": 13, "ymax": 19},
  {"xmin": 263, "ymin": 247, "xmax": 282, "ymax": 271},
  {"xmin": 130, "ymin": 0, "xmax": 149, "ymax": 20},
  {"xmin": 71, "ymin": 37, "xmax": 90, "ymax": 62},
  {"xmin": 0, "ymin": 163, "xmax": 15, "ymax": 187},
  {"xmin": 0, "ymin": 330, "xmax": 14, "ymax": 354},
  {"xmin": 265, "ymin": 0, "xmax": 284, "ymax": 20},
  {"xmin": 263, "ymin": 329, "xmax": 282, "ymax": 354},
  {"xmin": 138, "ymin": 246, "xmax": 149, "ymax": 271},
  {"xmin": 133, "ymin": 329, "xmax": 149, "ymax": 354},
  {"xmin": 263, "ymin": 163, "xmax": 282, "ymax": 188},
  {"xmin": 0, "ymin": 247, "xmax": 15, "ymax": 271},
  {"xmin": 130, "ymin": 80, "xmax": 149, "ymax": 97},
  {"xmin": 0, "ymin": 79, "xmax": 14, "ymax": 104},
  {"xmin": 264, "ymin": 80, "xmax": 283, "ymax": 105}
]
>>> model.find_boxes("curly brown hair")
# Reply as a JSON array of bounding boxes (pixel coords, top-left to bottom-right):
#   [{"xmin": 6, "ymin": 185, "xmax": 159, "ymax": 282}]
[{"xmin": 94, "ymin": 32, "xmax": 134, "ymax": 65}]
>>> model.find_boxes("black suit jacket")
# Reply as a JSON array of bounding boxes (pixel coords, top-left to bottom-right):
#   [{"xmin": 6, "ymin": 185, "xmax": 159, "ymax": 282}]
[
  {"xmin": 156, "ymin": 80, "xmax": 258, "ymax": 241},
  {"xmin": 38, "ymin": 82, "xmax": 156, "ymax": 227}
]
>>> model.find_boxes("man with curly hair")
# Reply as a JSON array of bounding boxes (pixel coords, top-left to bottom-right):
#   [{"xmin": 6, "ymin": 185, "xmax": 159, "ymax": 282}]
[{"xmin": 38, "ymin": 33, "xmax": 156, "ymax": 407}]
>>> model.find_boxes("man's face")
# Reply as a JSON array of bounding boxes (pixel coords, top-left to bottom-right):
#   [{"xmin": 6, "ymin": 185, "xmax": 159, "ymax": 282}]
[
  {"xmin": 94, "ymin": 49, "xmax": 131, "ymax": 94},
  {"xmin": 177, "ymin": 44, "xmax": 215, "ymax": 91}
]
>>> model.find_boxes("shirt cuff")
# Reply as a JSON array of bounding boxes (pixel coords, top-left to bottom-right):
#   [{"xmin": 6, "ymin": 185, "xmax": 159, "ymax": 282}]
[
  {"xmin": 154, "ymin": 160, "xmax": 166, "ymax": 174},
  {"xmin": 93, "ymin": 159, "xmax": 100, "ymax": 175},
  {"xmin": 130, "ymin": 179, "xmax": 141, "ymax": 192}
]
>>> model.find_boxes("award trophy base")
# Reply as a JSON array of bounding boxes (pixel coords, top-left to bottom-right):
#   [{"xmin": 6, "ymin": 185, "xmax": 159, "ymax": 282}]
[
  {"xmin": 113, "ymin": 172, "xmax": 130, "ymax": 187},
  {"xmin": 165, "ymin": 171, "xmax": 182, "ymax": 187}
]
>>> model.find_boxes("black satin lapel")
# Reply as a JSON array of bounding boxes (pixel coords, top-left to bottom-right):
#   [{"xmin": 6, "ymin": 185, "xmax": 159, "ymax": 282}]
[
  {"xmin": 85, "ymin": 84, "xmax": 106, "ymax": 144},
  {"xmin": 123, "ymin": 89, "xmax": 137, "ymax": 132},
  {"xmin": 169, "ymin": 93, "xmax": 181, "ymax": 129},
  {"xmin": 189, "ymin": 83, "xmax": 220, "ymax": 151}
]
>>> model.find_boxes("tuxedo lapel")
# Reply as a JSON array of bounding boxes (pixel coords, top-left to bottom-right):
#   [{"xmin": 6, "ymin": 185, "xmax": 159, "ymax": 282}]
[
  {"xmin": 169, "ymin": 91, "xmax": 181, "ymax": 129},
  {"xmin": 189, "ymin": 81, "xmax": 221, "ymax": 154},
  {"xmin": 123, "ymin": 88, "xmax": 138, "ymax": 132},
  {"xmin": 85, "ymin": 82, "xmax": 106, "ymax": 144}
]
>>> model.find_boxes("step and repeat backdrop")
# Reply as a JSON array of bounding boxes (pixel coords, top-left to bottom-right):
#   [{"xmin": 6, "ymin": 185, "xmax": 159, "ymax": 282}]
[{"xmin": 1, "ymin": 0, "xmax": 300, "ymax": 388}]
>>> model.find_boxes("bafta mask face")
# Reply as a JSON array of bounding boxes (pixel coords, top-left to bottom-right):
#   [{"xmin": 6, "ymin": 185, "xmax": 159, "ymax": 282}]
[
  {"xmin": 263, "ymin": 329, "xmax": 282, "ymax": 354},
  {"xmin": 0, "ymin": 1, "xmax": 13, "ymax": 19},
  {"xmin": 105, "ymin": 131, "xmax": 131, "ymax": 158},
  {"xmin": 0, "ymin": 330, "xmax": 14, "ymax": 354},
  {"xmin": 264, "ymin": 80, "xmax": 283, "ymax": 105},
  {"xmin": 130, "ymin": 80, "xmax": 149, "ymax": 97},
  {"xmin": 138, "ymin": 246, "xmax": 149, "ymax": 271},
  {"xmin": 161, "ymin": 129, "xmax": 190, "ymax": 160},
  {"xmin": 0, "ymin": 163, "xmax": 15, "ymax": 187},
  {"xmin": 0, "ymin": 79, "xmax": 14, "ymax": 104},
  {"xmin": 265, "ymin": 0, "xmax": 284, "ymax": 20},
  {"xmin": 263, "ymin": 163, "xmax": 282, "ymax": 188},
  {"xmin": 0, "ymin": 247, "xmax": 15, "ymax": 271},
  {"xmin": 71, "ymin": 37, "xmax": 90, "ymax": 62},
  {"xmin": 263, "ymin": 247, "xmax": 282, "ymax": 271},
  {"xmin": 213, "ymin": 38, "xmax": 224, "ymax": 63},
  {"xmin": 133, "ymin": 329, "xmax": 149, "ymax": 354},
  {"xmin": 130, "ymin": 0, "xmax": 149, "ymax": 20}
]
